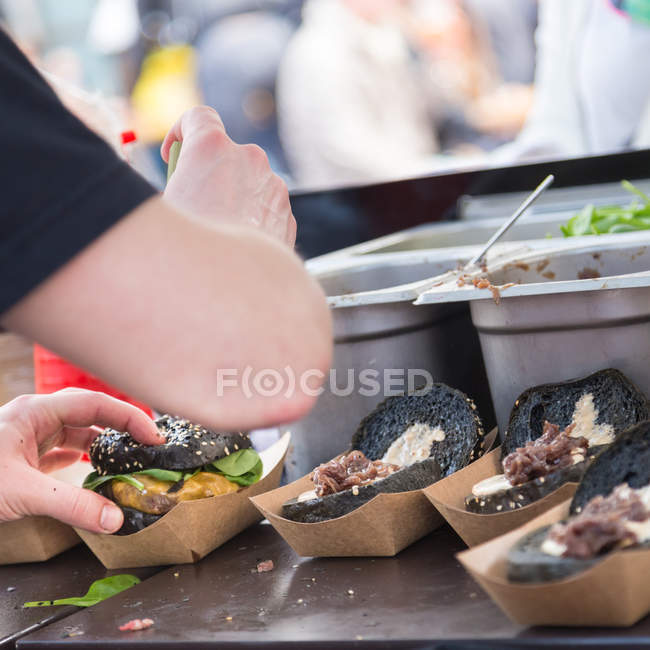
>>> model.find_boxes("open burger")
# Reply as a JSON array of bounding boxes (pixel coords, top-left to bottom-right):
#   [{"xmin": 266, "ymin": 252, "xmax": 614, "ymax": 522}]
[{"xmin": 84, "ymin": 414, "xmax": 263, "ymax": 535}]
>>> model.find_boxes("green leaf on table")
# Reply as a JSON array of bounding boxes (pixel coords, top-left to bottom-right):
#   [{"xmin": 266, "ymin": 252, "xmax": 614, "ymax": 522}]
[{"xmin": 23, "ymin": 574, "xmax": 140, "ymax": 608}]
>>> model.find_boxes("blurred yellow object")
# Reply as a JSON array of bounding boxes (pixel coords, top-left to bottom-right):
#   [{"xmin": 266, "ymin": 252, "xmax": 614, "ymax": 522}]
[{"xmin": 131, "ymin": 45, "xmax": 202, "ymax": 144}]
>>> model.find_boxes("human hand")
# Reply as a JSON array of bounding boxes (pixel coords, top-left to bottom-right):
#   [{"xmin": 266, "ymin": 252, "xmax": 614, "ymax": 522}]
[
  {"xmin": 161, "ymin": 106, "xmax": 296, "ymax": 247},
  {"xmin": 0, "ymin": 389, "xmax": 163, "ymax": 533}
]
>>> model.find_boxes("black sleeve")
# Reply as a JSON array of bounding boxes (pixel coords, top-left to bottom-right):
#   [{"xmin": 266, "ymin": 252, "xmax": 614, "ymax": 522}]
[{"xmin": 0, "ymin": 29, "xmax": 157, "ymax": 314}]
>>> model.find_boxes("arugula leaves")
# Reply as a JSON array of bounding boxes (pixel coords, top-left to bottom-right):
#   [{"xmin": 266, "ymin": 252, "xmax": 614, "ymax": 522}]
[
  {"xmin": 24, "ymin": 574, "xmax": 140, "ymax": 608},
  {"xmin": 561, "ymin": 180, "xmax": 650, "ymax": 237},
  {"xmin": 83, "ymin": 449, "xmax": 263, "ymax": 492}
]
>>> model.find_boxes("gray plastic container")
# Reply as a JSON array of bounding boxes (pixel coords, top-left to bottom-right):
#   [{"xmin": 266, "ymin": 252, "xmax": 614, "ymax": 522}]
[{"xmin": 285, "ymin": 252, "xmax": 494, "ymax": 482}]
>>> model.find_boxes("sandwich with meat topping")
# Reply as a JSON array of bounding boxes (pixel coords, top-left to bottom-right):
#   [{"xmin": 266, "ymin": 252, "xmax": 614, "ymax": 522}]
[
  {"xmin": 508, "ymin": 419, "xmax": 650, "ymax": 582},
  {"xmin": 282, "ymin": 383, "xmax": 486, "ymax": 523},
  {"xmin": 84, "ymin": 415, "xmax": 263, "ymax": 535},
  {"xmin": 465, "ymin": 369, "xmax": 649, "ymax": 515}
]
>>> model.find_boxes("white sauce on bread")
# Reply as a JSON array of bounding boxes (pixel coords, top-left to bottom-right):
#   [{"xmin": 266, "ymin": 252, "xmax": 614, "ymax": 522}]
[
  {"xmin": 382, "ymin": 423, "xmax": 445, "ymax": 467},
  {"xmin": 568, "ymin": 393, "xmax": 615, "ymax": 446},
  {"xmin": 472, "ymin": 473, "xmax": 513, "ymax": 497}
]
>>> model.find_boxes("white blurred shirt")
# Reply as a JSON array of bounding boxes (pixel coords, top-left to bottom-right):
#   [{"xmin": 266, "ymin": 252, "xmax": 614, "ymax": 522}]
[
  {"xmin": 503, "ymin": 0, "xmax": 650, "ymax": 161},
  {"xmin": 277, "ymin": 0, "xmax": 438, "ymax": 189}
]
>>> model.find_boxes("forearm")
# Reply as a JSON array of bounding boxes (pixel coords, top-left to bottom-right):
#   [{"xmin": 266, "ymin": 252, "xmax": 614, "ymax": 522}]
[{"xmin": 2, "ymin": 196, "xmax": 332, "ymax": 430}]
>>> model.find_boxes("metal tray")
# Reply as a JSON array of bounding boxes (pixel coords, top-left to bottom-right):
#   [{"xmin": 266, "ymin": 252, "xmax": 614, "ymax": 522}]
[{"xmin": 416, "ymin": 234, "xmax": 650, "ymax": 434}]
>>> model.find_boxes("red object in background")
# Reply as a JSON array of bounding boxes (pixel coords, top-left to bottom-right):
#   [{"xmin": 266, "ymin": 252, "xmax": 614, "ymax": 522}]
[
  {"xmin": 33, "ymin": 345, "xmax": 153, "ymax": 461},
  {"xmin": 120, "ymin": 130, "xmax": 137, "ymax": 145}
]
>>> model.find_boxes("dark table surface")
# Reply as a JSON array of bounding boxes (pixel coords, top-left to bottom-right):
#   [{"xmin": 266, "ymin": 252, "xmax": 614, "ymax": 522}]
[
  {"xmin": 0, "ymin": 544, "xmax": 161, "ymax": 649},
  {"xmin": 14, "ymin": 523, "xmax": 650, "ymax": 649}
]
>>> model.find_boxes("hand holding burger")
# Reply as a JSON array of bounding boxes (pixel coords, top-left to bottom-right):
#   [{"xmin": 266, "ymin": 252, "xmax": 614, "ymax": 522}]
[{"xmin": 0, "ymin": 389, "xmax": 164, "ymax": 534}]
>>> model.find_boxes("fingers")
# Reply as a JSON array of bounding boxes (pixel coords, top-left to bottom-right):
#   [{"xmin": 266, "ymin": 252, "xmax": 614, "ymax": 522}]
[
  {"xmin": 161, "ymin": 105, "xmax": 226, "ymax": 162},
  {"xmin": 13, "ymin": 390, "xmax": 164, "ymax": 448},
  {"xmin": 38, "ymin": 448, "xmax": 82, "ymax": 473},
  {"xmin": 20, "ymin": 469, "xmax": 124, "ymax": 533}
]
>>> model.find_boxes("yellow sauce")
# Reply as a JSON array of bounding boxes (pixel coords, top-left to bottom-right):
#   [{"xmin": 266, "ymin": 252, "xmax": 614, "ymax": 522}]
[{"xmin": 111, "ymin": 472, "xmax": 240, "ymax": 515}]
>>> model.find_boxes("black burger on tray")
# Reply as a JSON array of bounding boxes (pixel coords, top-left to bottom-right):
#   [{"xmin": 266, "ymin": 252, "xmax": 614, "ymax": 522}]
[
  {"xmin": 84, "ymin": 415, "xmax": 263, "ymax": 535},
  {"xmin": 507, "ymin": 419, "xmax": 650, "ymax": 583},
  {"xmin": 464, "ymin": 369, "xmax": 650, "ymax": 515},
  {"xmin": 282, "ymin": 383, "xmax": 486, "ymax": 523}
]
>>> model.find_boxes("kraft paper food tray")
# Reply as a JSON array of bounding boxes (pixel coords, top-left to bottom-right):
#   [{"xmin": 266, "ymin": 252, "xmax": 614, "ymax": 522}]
[
  {"xmin": 457, "ymin": 501, "xmax": 650, "ymax": 627},
  {"xmin": 75, "ymin": 432, "xmax": 290, "ymax": 569},
  {"xmin": 0, "ymin": 517, "xmax": 80, "ymax": 565},
  {"xmin": 0, "ymin": 460, "xmax": 92, "ymax": 565},
  {"xmin": 423, "ymin": 444, "xmax": 578, "ymax": 547},
  {"xmin": 249, "ymin": 430, "xmax": 497, "ymax": 558}
]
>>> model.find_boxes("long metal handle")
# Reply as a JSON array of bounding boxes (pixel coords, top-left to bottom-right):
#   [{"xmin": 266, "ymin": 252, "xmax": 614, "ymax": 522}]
[{"xmin": 467, "ymin": 174, "xmax": 555, "ymax": 268}]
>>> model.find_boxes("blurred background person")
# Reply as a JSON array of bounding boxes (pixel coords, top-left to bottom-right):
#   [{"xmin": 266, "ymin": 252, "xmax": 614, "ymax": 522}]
[
  {"xmin": 276, "ymin": 0, "xmax": 441, "ymax": 190},
  {"xmin": 276, "ymin": 0, "xmax": 536, "ymax": 190},
  {"xmin": 499, "ymin": 0, "xmax": 650, "ymax": 162}
]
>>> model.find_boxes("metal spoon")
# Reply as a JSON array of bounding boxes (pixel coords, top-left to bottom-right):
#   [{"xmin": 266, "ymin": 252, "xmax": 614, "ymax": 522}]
[{"xmin": 466, "ymin": 174, "xmax": 555, "ymax": 269}]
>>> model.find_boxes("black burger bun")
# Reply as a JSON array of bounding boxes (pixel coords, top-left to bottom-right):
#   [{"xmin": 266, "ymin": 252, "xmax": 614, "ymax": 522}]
[
  {"xmin": 507, "ymin": 421, "xmax": 650, "ymax": 583},
  {"xmin": 464, "ymin": 458, "xmax": 594, "ymax": 514},
  {"xmin": 89, "ymin": 414, "xmax": 252, "ymax": 475},
  {"xmin": 282, "ymin": 457, "xmax": 442, "ymax": 523},
  {"xmin": 351, "ymin": 384, "xmax": 485, "ymax": 477},
  {"xmin": 502, "ymin": 368, "xmax": 649, "ymax": 459},
  {"xmin": 282, "ymin": 384, "xmax": 484, "ymax": 523},
  {"xmin": 570, "ymin": 419, "xmax": 650, "ymax": 515}
]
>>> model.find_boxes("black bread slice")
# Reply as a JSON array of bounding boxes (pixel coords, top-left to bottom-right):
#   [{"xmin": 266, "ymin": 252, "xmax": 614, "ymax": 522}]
[
  {"xmin": 508, "ymin": 421, "xmax": 650, "ymax": 583},
  {"xmin": 507, "ymin": 525, "xmax": 650, "ymax": 583},
  {"xmin": 464, "ymin": 457, "xmax": 593, "ymax": 514},
  {"xmin": 89, "ymin": 414, "xmax": 252, "ymax": 475},
  {"xmin": 502, "ymin": 369, "xmax": 649, "ymax": 459},
  {"xmin": 96, "ymin": 483, "xmax": 161, "ymax": 535},
  {"xmin": 350, "ymin": 384, "xmax": 485, "ymax": 477},
  {"xmin": 571, "ymin": 420, "xmax": 650, "ymax": 515},
  {"xmin": 507, "ymin": 526, "xmax": 601, "ymax": 583},
  {"xmin": 282, "ymin": 457, "xmax": 441, "ymax": 523},
  {"xmin": 115, "ymin": 508, "xmax": 161, "ymax": 535}
]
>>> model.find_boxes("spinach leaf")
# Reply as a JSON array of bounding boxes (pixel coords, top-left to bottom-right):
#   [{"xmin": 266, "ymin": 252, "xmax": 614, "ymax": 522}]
[
  {"xmin": 83, "ymin": 469, "xmax": 184, "ymax": 493},
  {"xmin": 209, "ymin": 448, "xmax": 263, "ymax": 486},
  {"xmin": 137, "ymin": 468, "xmax": 184, "ymax": 483},
  {"xmin": 24, "ymin": 574, "xmax": 140, "ymax": 608},
  {"xmin": 225, "ymin": 458, "xmax": 264, "ymax": 486},
  {"xmin": 83, "ymin": 471, "xmax": 144, "ymax": 492},
  {"xmin": 211, "ymin": 448, "xmax": 259, "ymax": 476}
]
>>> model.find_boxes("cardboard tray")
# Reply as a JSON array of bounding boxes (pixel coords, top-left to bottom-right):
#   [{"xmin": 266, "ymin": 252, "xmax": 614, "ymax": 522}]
[
  {"xmin": 423, "ymin": 444, "xmax": 578, "ymax": 547},
  {"xmin": 0, "ymin": 517, "xmax": 80, "ymax": 565},
  {"xmin": 250, "ymin": 430, "xmax": 498, "ymax": 558},
  {"xmin": 251, "ymin": 474, "xmax": 442, "ymax": 557},
  {"xmin": 75, "ymin": 433, "xmax": 290, "ymax": 569},
  {"xmin": 457, "ymin": 500, "xmax": 650, "ymax": 627}
]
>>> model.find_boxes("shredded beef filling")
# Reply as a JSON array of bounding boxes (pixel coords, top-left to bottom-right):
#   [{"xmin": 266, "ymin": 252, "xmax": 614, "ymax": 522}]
[
  {"xmin": 311, "ymin": 450, "xmax": 400, "ymax": 497},
  {"xmin": 503, "ymin": 421, "xmax": 588, "ymax": 486},
  {"xmin": 548, "ymin": 484, "xmax": 648, "ymax": 558}
]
